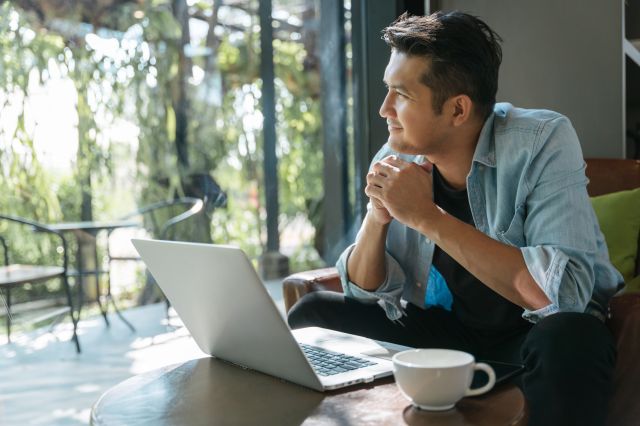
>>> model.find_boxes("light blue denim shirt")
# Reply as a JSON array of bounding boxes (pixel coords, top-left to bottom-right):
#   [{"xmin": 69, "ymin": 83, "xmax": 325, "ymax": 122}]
[{"xmin": 336, "ymin": 103, "xmax": 624, "ymax": 323}]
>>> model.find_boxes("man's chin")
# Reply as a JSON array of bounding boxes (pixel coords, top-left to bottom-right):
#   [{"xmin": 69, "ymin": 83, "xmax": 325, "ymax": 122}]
[{"xmin": 388, "ymin": 139, "xmax": 420, "ymax": 155}]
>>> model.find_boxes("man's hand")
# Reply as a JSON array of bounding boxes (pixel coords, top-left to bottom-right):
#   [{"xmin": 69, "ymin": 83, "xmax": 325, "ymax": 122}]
[
  {"xmin": 368, "ymin": 196, "xmax": 392, "ymax": 224},
  {"xmin": 365, "ymin": 155, "xmax": 436, "ymax": 230},
  {"xmin": 363, "ymin": 155, "xmax": 551, "ymax": 311}
]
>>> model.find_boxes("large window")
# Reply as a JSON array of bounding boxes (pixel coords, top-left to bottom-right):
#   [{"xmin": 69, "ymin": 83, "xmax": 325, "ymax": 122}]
[{"xmin": 0, "ymin": 1, "xmax": 335, "ymax": 281}]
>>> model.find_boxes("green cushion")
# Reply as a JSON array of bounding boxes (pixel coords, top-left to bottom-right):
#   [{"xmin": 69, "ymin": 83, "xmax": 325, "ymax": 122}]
[
  {"xmin": 625, "ymin": 274, "xmax": 640, "ymax": 293},
  {"xmin": 590, "ymin": 188, "xmax": 640, "ymax": 283}
]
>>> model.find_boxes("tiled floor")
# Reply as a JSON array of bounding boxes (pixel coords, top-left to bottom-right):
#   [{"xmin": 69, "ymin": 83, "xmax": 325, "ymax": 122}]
[{"xmin": 0, "ymin": 279, "xmax": 285, "ymax": 425}]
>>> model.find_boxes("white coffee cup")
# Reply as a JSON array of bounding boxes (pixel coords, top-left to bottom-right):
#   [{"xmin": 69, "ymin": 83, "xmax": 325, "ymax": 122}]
[{"xmin": 392, "ymin": 348, "xmax": 496, "ymax": 411}]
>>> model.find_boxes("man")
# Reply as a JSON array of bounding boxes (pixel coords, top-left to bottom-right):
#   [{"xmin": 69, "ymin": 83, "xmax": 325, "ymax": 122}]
[{"xmin": 288, "ymin": 11, "xmax": 624, "ymax": 426}]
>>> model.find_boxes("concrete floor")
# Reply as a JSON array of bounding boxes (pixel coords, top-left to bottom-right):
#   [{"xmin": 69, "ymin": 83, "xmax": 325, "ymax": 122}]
[{"xmin": 0, "ymin": 279, "xmax": 285, "ymax": 426}]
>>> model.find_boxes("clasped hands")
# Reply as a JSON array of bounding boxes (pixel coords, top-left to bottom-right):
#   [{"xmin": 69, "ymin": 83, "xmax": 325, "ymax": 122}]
[{"xmin": 365, "ymin": 155, "xmax": 437, "ymax": 230}]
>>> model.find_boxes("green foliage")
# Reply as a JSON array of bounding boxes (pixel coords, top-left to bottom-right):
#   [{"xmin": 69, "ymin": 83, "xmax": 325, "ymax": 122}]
[
  {"xmin": 1, "ymin": 0, "xmax": 327, "ymax": 311},
  {"xmin": 272, "ymin": 40, "xmax": 324, "ymax": 269},
  {"xmin": 0, "ymin": 4, "xmax": 65, "ymax": 224}
]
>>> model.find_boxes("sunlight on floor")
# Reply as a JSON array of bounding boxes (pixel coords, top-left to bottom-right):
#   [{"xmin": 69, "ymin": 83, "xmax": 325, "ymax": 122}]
[
  {"xmin": 0, "ymin": 303, "xmax": 205, "ymax": 425},
  {"xmin": 0, "ymin": 279, "xmax": 285, "ymax": 425}
]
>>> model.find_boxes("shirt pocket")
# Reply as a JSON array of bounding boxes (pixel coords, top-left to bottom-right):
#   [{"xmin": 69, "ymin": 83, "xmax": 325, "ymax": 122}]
[{"xmin": 496, "ymin": 202, "xmax": 526, "ymax": 247}]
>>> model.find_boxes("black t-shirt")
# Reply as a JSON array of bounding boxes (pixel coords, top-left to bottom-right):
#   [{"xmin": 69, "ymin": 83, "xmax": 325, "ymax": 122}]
[{"xmin": 431, "ymin": 166, "xmax": 529, "ymax": 332}]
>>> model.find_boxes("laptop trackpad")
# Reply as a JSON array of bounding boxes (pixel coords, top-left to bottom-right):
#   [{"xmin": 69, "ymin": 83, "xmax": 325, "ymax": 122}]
[{"xmin": 292, "ymin": 327, "xmax": 412, "ymax": 361}]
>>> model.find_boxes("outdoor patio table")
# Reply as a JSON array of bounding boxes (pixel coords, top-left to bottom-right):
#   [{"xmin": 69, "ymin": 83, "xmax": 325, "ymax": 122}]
[
  {"xmin": 47, "ymin": 220, "xmax": 140, "ymax": 330},
  {"xmin": 91, "ymin": 357, "xmax": 527, "ymax": 425}
]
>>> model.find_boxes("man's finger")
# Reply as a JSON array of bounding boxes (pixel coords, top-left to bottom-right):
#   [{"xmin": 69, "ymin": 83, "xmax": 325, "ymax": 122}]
[
  {"xmin": 365, "ymin": 183, "xmax": 382, "ymax": 198},
  {"xmin": 369, "ymin": 195, "xmax": 386, "ymax": 208},
  {"xmin": 419, "ymin": 160, "xmax": 433, "ymax": 173},
  {"xmin": 382, "ymin": 155, "xmax": 408, "ymax": 168},
  {"xmin": 370, "ymin": 163, "xmax": 390, "ymax": 177},
  {"xmin": 366, "ymin": 171, "xmax": 385, "ymax": 187},
  {"xmin": 374, "ymin": 160, "xmax": 401, "ymax": 174}
]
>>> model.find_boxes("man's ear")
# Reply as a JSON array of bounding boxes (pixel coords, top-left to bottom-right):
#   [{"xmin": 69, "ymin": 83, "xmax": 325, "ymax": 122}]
[{"xmin": 448, "ymin": 95, "xmax": 474, "ymax": 127}]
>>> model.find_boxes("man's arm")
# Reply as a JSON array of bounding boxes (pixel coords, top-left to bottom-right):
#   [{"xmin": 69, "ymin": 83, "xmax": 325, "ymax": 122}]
[
  {"xmin": 346, "ymin": 212, "xmax": 390, "ymax": 291},
  {"xmin": 417, "ymin": 208, "xmax": 550, "ymax": 311},
  {"xmin": 367, "ymin": 156, "xmax": 551, "ymax": 311},
  {"xmin": 347, "ymin": 166, "xmax": 395, "ymax": 291}
]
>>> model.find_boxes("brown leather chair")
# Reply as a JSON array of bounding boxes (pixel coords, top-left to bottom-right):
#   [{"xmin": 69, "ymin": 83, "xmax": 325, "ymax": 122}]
[{"xmin": 283, "ymin": 158, "xmax": 640, "ymax": 426}]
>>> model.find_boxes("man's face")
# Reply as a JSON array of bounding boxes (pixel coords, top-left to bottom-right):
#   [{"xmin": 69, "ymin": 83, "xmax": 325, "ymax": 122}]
[{"xmin": 379, "ymin": 51, "xmax": 449, "ymax": 156}]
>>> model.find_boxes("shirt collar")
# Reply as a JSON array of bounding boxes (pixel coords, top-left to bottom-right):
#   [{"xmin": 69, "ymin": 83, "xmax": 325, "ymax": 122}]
[{"xmin": 471, "ymin": 102, "xmax": 508, "ymax": 168}]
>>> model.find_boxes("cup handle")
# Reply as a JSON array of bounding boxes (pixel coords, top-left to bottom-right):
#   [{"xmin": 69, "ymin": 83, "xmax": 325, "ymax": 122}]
[{"xmin": 465, "ymin": 362, "xmax": 496, "ymax": 397}]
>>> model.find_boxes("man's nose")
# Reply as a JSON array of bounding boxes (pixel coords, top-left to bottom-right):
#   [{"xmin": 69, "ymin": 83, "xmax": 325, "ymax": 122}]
[{"xmin": 379, "ymin": 93, "xmax": 394, "ymax": 118}]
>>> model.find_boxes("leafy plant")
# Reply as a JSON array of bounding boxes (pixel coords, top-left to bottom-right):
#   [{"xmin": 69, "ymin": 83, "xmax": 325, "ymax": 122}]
[{"xmin": 1, "ymin": 0, "xmax": 327, "ymax": 307}]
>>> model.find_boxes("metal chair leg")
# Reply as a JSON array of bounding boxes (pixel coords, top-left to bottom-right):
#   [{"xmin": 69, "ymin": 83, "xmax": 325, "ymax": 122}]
[
  {"xmin": 94, "ymin": 245, "xmax": 110, "ymax": 327},
  {"xmin": 108, "ymin": 296, "xmax": 135, "ymax": 332},
  {"xmin": 95, "ymin": 278, "xmax": 110, "ymax": 327},
  {"xmin": 5, "ymin": 288, "xmax": 11, "ymax": 343},
  {"xmin": 62, "ymin": 276, "xmax": 81, "ymax": 353},
  {"xmin": 105, "ymin": 258, "xmax": 135, "ymax": 332}
]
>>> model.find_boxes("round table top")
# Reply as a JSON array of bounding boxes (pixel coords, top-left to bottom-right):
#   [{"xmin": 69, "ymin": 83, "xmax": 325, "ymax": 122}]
[
  {"xmin": 91, "ymin": 357, "xmax": 527, "ymax": 426},
  {"xmin": 46, "ymin": 220, "xmax": 140, "ymax": 233}
]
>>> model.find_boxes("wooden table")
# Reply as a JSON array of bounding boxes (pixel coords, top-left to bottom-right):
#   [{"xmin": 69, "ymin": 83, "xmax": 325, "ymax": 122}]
[{"xmin": 91, "ymin": 357, "xmax": 528, "ymax": 426}]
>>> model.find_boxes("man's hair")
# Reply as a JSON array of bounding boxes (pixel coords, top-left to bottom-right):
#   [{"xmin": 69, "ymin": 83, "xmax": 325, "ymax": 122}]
[{"xmin": 382, "ymin": 11, "xmax": 502, "ymax": 120}]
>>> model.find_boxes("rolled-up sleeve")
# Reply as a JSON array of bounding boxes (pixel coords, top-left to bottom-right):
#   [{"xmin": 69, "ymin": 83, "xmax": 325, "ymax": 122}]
[
  {"xmin": 335, "ymin": 241, "xmax": 407, "ymax": 320},
  {"xmin": 522, "ymin": 245, "xmax": 575, "ymax": 320},
  {"xmin": 336, "ymin": 244, "xmax": 406, "ymax": 320},
  {"xmin": 519, "ymin": 117, "xmax": 600, "ymax": 322}
]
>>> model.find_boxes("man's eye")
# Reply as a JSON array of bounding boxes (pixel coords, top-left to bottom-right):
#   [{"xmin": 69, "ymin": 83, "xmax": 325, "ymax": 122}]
[{"xmin": 396, "ymin": 91, "xmax": 408, "ymax": 99}]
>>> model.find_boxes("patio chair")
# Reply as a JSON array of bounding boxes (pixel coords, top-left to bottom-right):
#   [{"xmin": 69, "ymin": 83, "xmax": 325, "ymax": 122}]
[
  {"xmin": 0, "ymin": 215, "xmax": 80, "ymax": 353},
  {"xmin": 105, "ymin": 197, "xmax": 205, "ymax": 314}
]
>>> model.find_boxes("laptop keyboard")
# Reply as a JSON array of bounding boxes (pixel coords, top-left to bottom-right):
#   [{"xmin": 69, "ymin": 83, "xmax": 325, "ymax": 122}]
[{"xmin": 300, "ymin": 343, "xmax": 377, "ymax": 377}]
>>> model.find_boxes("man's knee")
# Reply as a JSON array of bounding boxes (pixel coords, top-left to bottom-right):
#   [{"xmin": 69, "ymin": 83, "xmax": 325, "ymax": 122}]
[
  {"xmin": 523, "ymin": 312, "xmax": 615, "ymax": 367},
  {"xmin": 521, "ymin": 312, "xmax": 616, "ymax": 426},
  {"xmin": 287, "ymin": 291, "xmax": 344, "ymax": 330}
]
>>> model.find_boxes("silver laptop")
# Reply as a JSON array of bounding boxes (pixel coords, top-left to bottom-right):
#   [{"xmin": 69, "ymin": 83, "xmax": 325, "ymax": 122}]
[{"xmin": 131, "ymin": 239, "xmax": 404, "ymax": 391}]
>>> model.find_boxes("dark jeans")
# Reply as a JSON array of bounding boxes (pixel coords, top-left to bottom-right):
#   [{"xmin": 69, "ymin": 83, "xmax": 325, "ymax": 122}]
[{"xmin": 288, "ymin": 291, "xmax": 616, "ymax": 426}]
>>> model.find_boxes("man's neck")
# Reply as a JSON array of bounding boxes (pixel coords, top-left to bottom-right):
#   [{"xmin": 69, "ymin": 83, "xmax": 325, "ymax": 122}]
[
  {"xmin": 428, "ymin": 121, "xmax": 483, "ymax": 190},
  {"xmin": 430, "ymin": 153, "xmax": 474, "ymax": 190}
]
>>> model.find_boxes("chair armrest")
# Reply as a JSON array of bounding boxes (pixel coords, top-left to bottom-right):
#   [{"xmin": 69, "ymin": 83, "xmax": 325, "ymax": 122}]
[
  {"xmin": 282, "ymin": 267, "xmax": 341, "ymax": 313},
  {"xmin": 0, "ymin": 214, "xmax": 69, "ymax": 271},
  {"xmin": 0, "ymin": 236, "xmax": 8, "ymax": 266},
  {"xmin": 605, "ymin": 292, "xmax": 640, "ymax": 425},
  {"xmin": 118, "ymin": 197, "xmax": 204, "ymax": 240},
  {"xmin": 158, "ymin": 197, "xmax": 204, "ymax": 239}
]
